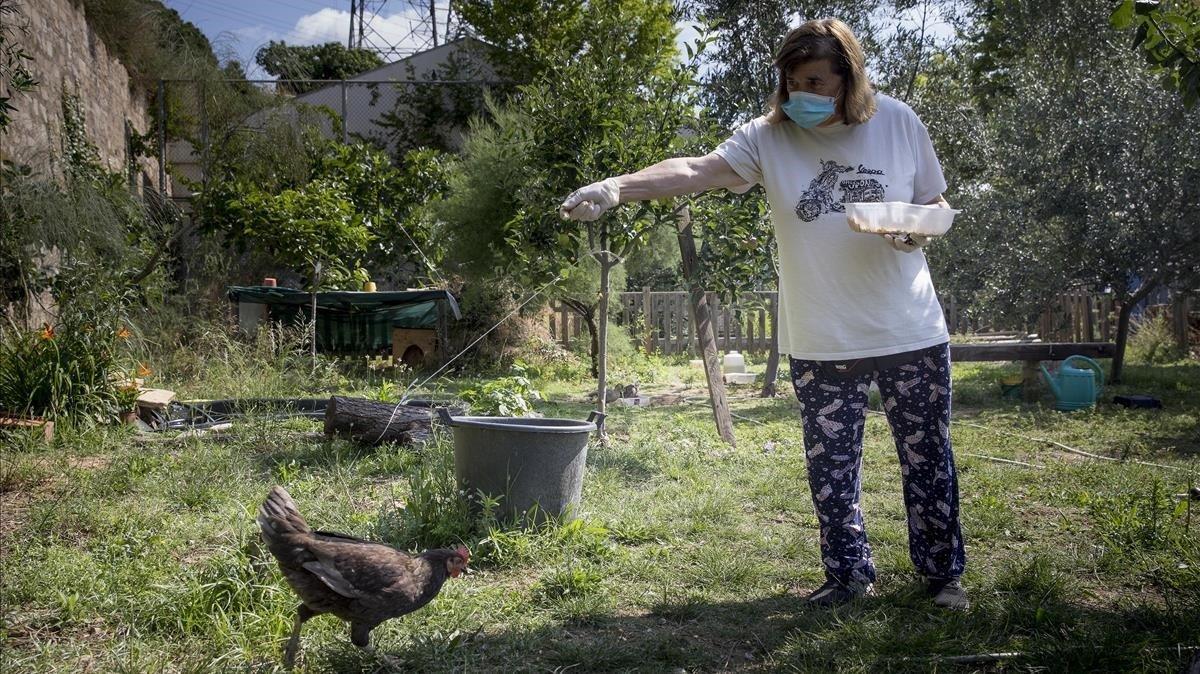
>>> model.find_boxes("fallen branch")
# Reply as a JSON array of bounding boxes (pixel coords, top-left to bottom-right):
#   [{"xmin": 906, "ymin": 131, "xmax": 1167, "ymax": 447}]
[
  {"xmin": 960, "ymin": 452, "xmax": 1045, "ymax": 469},
  {"xmin": 952, "ymin": 419, "xmax": 1187, "ymax": 472}
]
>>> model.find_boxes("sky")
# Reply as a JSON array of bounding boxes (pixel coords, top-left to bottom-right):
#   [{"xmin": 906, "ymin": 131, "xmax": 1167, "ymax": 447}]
[
  {"xmin": 162, "ymin": 0, "xmax": 703, "ymax": 80},
  {"xmin": 161, "ymin": 1, "xmax": 951, "ymax": 82}
]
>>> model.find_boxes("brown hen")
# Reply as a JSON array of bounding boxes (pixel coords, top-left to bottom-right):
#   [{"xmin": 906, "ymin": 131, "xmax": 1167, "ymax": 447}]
[{"xmin": 257, "ymin": 486, "xmax": 468, "ymax": 667}]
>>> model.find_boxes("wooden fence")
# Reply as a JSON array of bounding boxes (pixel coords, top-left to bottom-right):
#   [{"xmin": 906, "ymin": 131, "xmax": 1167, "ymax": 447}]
[
  {"xmin": 550, "ymin": 289, "xmax": 1196, "ymax": 355},
  {"xmin": 549, "ymin": 290, "xmax": 777, "ymax": 354}
]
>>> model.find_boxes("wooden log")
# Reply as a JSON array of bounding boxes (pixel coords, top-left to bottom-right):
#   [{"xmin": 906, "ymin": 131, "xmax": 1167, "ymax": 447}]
[
  {"xmin": 0, "ymin": 414, "xmax": 54, "ymax": 443},
  {"xmin": 324, "ymin": 396, "xmax": 457, "ymax": 446}
]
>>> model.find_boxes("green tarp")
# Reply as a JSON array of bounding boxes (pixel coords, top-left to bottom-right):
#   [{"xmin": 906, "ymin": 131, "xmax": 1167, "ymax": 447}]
[{"xmin": 227, "ymin": 286, "xmax": 460, "ymax": 354}]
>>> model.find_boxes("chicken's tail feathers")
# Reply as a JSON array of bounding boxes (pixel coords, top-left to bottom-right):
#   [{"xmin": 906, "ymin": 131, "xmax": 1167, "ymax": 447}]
[{"xmin": 257, "ymin": 485, "xmax": 311, "ymax": 540}]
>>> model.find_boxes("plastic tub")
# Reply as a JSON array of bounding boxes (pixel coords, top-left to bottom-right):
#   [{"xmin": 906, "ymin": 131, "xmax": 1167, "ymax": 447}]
[
  {"xmin": 846, "ymin": 202, "xmax": 959, "ymax": 236},
  {"xmin": 436, "ymin": 408, "xmax": 604, "ymax": 524}
]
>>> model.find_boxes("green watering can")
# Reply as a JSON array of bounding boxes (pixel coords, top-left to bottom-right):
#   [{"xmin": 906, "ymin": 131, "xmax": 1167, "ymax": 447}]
[{"xmin": 1040, "ymin": 355, "xmax": 1105, "ymax": 411}]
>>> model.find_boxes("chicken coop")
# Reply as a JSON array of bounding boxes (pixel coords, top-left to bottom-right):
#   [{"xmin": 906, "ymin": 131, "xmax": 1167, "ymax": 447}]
[{"xmin": 228, "ymin": 285, "xmax": 461, "ymax": 366}]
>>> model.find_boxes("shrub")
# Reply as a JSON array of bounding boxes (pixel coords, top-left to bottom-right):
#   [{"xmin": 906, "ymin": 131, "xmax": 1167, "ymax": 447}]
[
  {"xmin": 458, "ymin": 365, "xmax": 542, "ymax": 416},
  {"xmin": 1127, "ymin": 311, "xmax": 1186, "ymax": 365},
  {"xmin": 0, "ymin": 266, "xmax": 133, "ymax": 422}
]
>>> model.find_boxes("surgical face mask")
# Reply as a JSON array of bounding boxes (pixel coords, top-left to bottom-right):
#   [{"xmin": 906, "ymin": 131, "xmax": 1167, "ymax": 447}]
[{"xmin": 782, "ymin": 90, "xmax": 837, "ymax": 128}]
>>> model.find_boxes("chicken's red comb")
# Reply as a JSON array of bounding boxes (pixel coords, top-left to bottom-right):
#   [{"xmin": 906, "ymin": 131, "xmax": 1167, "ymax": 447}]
[{"xmin": 455, "ymin": 545, "xmax": 470, "ymax": 562}]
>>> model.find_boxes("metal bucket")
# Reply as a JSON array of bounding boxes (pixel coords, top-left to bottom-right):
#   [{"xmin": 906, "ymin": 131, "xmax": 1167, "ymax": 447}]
[{"xmin": 436, "ymin": 408, "xmax": 604, "ymax": 524}]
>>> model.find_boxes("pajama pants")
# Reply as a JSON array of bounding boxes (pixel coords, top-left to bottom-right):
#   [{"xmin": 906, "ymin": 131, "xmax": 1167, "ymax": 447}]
[{"xmin": 789, "ymin": 342, "xmax": 965, "ymax": 587}]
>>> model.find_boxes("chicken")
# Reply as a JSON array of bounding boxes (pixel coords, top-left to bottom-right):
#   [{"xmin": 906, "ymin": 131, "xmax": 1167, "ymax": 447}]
[{"xmin": 257, "ymin": 486, "xmax": 469, "ymax": 668}]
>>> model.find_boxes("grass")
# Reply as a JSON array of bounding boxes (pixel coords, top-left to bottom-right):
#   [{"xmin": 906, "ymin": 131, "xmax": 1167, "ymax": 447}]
[{"xmin": 1, "ymin": 344, "xmax": 1198, "ymax": 673}]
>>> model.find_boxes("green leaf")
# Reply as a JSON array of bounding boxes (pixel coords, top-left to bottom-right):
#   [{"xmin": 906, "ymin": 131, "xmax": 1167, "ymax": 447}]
[{"xmin": 1111, "ymin": 0, "xmax": 1135, "ymax": 29}]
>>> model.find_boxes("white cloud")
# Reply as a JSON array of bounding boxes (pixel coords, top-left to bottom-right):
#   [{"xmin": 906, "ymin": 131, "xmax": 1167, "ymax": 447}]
[{"xmin": 292, "ymin": 8, "xmax": 352, "ymax": 44}]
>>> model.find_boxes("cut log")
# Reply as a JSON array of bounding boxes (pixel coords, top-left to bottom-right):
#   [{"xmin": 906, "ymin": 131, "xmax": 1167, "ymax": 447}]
[
  {"xmin": 324, "ymin": 396, "xmax": 459, "ymax": 446},
  {"xmin": 0, "ymin": 414, "xmax": 54, "ymax": 443}
]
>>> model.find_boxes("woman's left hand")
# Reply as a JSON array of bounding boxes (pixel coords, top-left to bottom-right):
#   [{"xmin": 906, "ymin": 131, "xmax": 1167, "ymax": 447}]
[{"xmin": 880, "ymin": 233, "xmax": 931, "ymax": 253}]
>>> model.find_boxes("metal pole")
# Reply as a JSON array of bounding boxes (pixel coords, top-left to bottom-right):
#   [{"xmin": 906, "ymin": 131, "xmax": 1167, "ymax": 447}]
[
  {"xmin": 157, "ymin": 79, "xmax": 166, "ymax": 193},
  {"xmin": 430, "ymin": 0, "xmax": 438, "ymax": 46},
  {"xmin": 341, "ymin": 80, "xmax": 348, "ymax": 144}
]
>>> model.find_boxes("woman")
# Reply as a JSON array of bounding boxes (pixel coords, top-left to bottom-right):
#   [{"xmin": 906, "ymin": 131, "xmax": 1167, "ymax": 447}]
[{"xmin": 559, "ymin": 18, "xmax": 967, "ymax": 610}]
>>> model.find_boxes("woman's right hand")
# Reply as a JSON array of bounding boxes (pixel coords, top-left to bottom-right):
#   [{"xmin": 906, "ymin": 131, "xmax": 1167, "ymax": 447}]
[{"xmin": 559, "ymin": 178, "xmax": 620, "ymax": 221}]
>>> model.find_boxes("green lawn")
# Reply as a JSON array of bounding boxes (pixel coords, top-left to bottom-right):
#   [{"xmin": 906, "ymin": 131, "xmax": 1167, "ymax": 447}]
[{"xmin": 2, "ymin": 355, "xmax": 1198, "ymax": 672}]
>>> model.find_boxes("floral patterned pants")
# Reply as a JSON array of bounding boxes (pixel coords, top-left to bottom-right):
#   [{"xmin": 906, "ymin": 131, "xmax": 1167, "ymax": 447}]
[{"xmin": 789, "ymin": 342, "xmax": 965, "ymax": 586}]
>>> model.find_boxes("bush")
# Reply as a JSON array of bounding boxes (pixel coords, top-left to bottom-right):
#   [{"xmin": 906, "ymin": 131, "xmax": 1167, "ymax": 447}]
[
  {"xmin": 0, "ymin": 266, "xmax": 134, "ymax": 422},
  {"xmin": 458, "ymin": 365, "xmax": 542, "ymax": 416},
  {"xmin": 1127, "ymin": 311, "xmax": 1186, "ymax": 365}
]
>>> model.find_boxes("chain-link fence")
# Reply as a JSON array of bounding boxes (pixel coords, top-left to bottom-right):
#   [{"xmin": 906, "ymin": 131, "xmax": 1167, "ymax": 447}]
[{"xmin": 157, "ymin": 74, "xmax": 511, "ymax": 209}]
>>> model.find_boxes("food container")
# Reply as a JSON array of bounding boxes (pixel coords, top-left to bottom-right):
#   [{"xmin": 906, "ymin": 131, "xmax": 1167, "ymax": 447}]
[
  {"xmin": 724, "ymin": 372, "xmax": 758, "ymax": 385},
  {"xmin": 722, "ymin": 351, "xmax": 746, "ymax": 374},
  {"xmin": 845, "ymin": 202, "xmax": 959, "ymax": 236}
]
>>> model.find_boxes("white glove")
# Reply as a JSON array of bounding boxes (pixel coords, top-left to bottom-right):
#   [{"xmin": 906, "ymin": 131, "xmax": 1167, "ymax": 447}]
[
  {"xmin": 881, "ymin": 233, "xmax": 932, "ymax": 253},
  {"xmin": 559, "ymin": 178, "xmax": 620, "ymax": 221}
]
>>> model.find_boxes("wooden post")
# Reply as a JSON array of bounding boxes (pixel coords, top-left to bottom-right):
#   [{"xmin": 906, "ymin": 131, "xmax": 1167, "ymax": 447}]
[
  {"xmin": 643, "ymin": 286, "xmax": 654, "ymax": 354},
  {"xmin": 760, "ymin": 293, "xmax": 781, "ymax": 398},
  {"xmin": 1022, "ymin": 359, "xmax": 1040, "ymax": 402},
  {"xmin": 435, "ymin": 299, "xmax": 448, "ymax": 366},
  {"xmin": 675, "ymin": 206, "xmax": 735, "ymax": 446},
  {"xmin": 1173, "ymin": 295, "xmax": 1190, "ymax": 350}
]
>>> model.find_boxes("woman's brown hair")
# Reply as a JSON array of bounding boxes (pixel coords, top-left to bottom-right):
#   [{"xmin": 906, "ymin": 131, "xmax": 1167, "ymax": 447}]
[{"xmin": 767, "ymin": 18, "xmax": 875, "ymax": 125}]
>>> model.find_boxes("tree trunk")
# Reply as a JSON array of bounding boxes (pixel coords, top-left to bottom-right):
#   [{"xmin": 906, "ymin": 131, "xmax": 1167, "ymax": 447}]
[
  {"xmin": 1112, "ymin": 275, "xmax": 1161, "ymax": 384},
  {"xmin": 760, "ymin": 301, "xmax": 781, "ymax": 398},
  {"xmin": 324, "ymin": 396, "xmax": 460, "ymax": 446},
  {"xmin": 596, "ymin": 249, "xmax": 612, "ymax": 425},
  {"xmin": 675, "ymin": 205, "xmax": 736, "ymax": 447},
  {"xmin": 560, "ymin": 298, "xmax": 599, "ymax": 378}
]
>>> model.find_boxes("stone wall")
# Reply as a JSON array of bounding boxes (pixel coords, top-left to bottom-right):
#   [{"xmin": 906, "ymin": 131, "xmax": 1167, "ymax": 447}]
[{"xmin": 1, "ymin": 0, "xmax": 163, "ymax": 192}]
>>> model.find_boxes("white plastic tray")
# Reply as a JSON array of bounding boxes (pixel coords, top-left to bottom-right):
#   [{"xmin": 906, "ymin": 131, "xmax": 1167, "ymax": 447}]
[
  {"xmin": 724, "ymin": 372, "xmax": 758, "ymax": 385},
  {"xmin": 846, "ymin": 202, "xmax": 959, "ymax": 236}
]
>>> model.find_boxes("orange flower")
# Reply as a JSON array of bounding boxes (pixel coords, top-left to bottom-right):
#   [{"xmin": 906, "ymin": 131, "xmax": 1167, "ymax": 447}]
[
  {"xmin": 39, "ymin": 324, "xmax": 55, "ymax": 340},
  {"xmin": 136, "ymin": 363, "xmax": 152, "ymax": 377},
  {"xmin": 117, "ymin": 327, "xmax": 131, "ymax": 340}
]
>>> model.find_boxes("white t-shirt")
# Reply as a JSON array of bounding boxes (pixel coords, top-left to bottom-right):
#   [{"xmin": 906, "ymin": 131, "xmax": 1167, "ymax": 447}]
[{"xmin": 714, "ymin": 93, "xmax": 950, "ymax": 360}]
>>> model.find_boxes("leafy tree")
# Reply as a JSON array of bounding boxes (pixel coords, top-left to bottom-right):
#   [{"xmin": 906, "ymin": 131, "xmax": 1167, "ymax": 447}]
[
  {"xmin": 1111, "ymin": 0, "xmax": 1200, "ymax": 108},
  {"xmin": 195, "ymin": 108, "xmax": 448, "ymax": 291},
  {"xmin": 254, "ymin": 41, "xmax": 384, "ymax": 95},
  {"xmin": 928, "ymin": 0, "xmax": 1200, "ymax": 381},
  {"xmin": 439, "ymin": 0, "xmax": 695, "ymax": 376},
  {"xmin": 371, "ymin": 45, "xmax": 503, "ymax": 158}
]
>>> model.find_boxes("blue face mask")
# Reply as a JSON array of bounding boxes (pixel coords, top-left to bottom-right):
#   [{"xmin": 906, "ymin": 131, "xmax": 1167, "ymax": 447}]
[{"xmin": 782, "ymin": 90, "xmax": 837, "ymax": 128}]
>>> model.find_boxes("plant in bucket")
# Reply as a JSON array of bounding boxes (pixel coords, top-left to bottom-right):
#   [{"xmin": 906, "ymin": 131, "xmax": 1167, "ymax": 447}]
[{"xmin": 436, "ymin": 407, "xmax": 605, "ymax": 526}]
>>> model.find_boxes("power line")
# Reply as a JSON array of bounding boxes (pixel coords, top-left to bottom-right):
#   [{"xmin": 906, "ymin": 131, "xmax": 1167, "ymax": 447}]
[{"xmin": 348, "ymin": 0, "xmax": 462, "ymax": 60}]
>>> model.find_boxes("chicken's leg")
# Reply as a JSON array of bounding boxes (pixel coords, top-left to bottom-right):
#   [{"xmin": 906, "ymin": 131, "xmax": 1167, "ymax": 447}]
[
  {"xmin": 351, "ymin": 622, "xmax": 401, "ymax": 670},
  {"xmin": 283, "ymin": 604, "xmax": 315, "ymax": 669}
]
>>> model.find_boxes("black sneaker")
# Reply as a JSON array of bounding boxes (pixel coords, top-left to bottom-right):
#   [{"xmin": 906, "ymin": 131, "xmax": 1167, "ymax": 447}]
[
  {"xmin": 926, "ymin": 577, "xmax": 970, "ymax": 610},
  {"xmin": 805, "ymin": 577, "xmax": 875, "ymax": 608}
]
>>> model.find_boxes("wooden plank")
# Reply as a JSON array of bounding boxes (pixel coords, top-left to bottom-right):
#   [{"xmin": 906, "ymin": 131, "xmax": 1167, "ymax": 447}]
[
  {"xmin": 643, "ymin": 286, "xmax": 653, "ymax": 354},
  {"xmin": 746, "ymin": 302, "xmax": 755, "ymax": 352},
  {"xmin": 136, "ymin": 388, "xmax": 176, "ymax": 409},
  {"xmin": 758, "ymin": 297, "xmax": 767, "ymax": 351},
  {"xmin": 951, "ymin": 342, "xmax": 1116, "ymax": 362},
  {"xmin": 1084, "ymin": 294, "xmax": 1095, "ymax": 342}
]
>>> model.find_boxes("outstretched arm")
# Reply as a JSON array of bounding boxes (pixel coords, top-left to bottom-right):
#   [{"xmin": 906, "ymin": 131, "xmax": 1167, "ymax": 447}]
[{"xmin": 559, "ymin": 153, "xmax": 748, "ymax": 221}]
